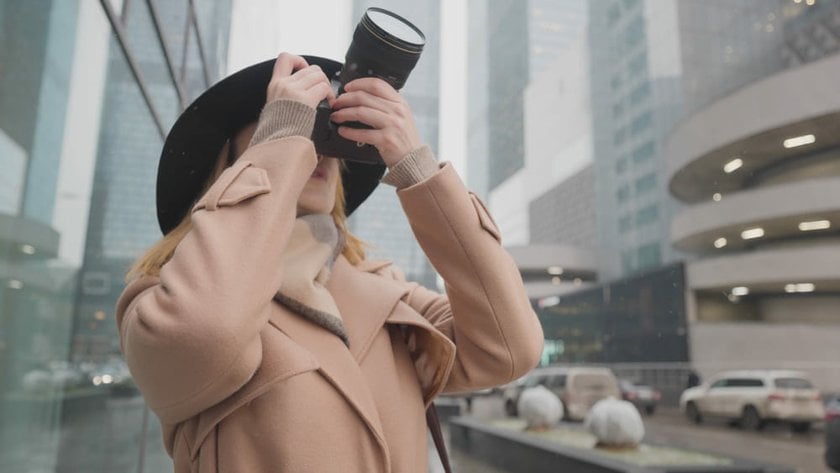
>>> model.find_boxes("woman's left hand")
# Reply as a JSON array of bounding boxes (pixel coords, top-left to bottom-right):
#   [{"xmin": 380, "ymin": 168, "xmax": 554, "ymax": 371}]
[{"xmin": 330, "ymin": 78, "xmax": 421, "ymax": 167}]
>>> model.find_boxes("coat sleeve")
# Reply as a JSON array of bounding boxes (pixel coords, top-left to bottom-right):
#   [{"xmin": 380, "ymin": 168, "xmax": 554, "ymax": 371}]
[
  {"xmin": 115, "ymin": 136, "xmax": 317, "ymax": 424},
  {"xmin": 394, "ymin": 162, "xmax": 544, "ymax": 393}
]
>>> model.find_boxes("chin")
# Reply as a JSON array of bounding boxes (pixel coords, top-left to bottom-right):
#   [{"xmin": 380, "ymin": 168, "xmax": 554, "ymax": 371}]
[{"xmin": 297, "ymin": 199, "xmax": 333, "ymax": 216}]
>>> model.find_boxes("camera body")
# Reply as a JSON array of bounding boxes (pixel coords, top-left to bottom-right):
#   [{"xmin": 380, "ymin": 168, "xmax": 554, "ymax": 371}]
[{"xmin": 312, "ymin": 8, "xmax": 425, "ymax": 165}]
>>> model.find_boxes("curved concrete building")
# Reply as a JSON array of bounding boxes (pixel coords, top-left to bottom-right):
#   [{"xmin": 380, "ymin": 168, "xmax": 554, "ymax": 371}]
[{"xmin": 665, "ymin": 53, "xmax": 840, "ymax": 387}]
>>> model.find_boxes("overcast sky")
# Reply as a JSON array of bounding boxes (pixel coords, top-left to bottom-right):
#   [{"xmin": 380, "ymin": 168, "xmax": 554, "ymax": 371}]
[{"xmin": 226, "ymin": 0, "xmax": 466, "ymax": 177}]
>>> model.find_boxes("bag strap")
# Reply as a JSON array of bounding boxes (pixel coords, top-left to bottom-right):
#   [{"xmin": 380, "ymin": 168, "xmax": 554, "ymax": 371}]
[{"xmin": 426, "ymin": 404, "xmax": 453, "ymax": 473}]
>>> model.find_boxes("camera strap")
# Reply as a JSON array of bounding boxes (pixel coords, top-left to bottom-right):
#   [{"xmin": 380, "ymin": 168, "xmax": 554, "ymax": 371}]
[{"xmin": 426, "ymin": 405, "xmax": 452, "ymax": 473}]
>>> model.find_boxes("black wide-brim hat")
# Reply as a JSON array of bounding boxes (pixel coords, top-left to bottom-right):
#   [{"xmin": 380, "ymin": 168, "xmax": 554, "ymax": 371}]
[{"xmin": 156, "ymin": 55, "xmax": 386, "ymax": 235}]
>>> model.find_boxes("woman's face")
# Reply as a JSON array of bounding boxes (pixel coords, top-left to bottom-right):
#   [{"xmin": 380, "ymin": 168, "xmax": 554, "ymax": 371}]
[{"xmin": 232, "ymin": 123, "xmax": 339, "ymax": 216}]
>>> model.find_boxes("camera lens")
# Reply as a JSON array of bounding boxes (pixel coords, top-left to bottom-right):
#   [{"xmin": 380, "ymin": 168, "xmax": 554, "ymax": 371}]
[{"xmin": 339, "ymin": 7, "xmax": 426, "ymax": 91}]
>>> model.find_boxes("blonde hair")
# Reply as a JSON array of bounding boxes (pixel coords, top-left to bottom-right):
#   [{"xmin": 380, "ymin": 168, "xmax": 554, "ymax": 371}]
[{"xmin": 126, "ymin": 142, "xmax": 368, "ymax": 281}]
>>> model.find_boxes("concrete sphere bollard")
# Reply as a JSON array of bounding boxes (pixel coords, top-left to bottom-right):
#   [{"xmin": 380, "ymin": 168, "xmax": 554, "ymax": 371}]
[
  {"xmin": 584, "ymin": 398, "xmax": 645, "ymax": 448},
  {"xmin": 517, "ymin": 385, "xmax": 564, "ymax": 431}
]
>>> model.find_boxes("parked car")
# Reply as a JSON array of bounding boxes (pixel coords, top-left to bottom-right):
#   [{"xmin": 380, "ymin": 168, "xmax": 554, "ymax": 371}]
[
  {"xmin": 825, "ymin": 394, "xmax": 840, "ymax": 423},
  {"xmin": 619, "ymin": 378, "xmax": 661, "ymax": 415},
  {"xmin": 679, "ymin": 370, "xmax": 824, "ymax": 432},
  {"xmin": 502, "ymin": 366, "xmax": 620, "ymax": 421},
  {"xmin": 827, "ymin": 415, "xmax": 840, "ymax": 472}
]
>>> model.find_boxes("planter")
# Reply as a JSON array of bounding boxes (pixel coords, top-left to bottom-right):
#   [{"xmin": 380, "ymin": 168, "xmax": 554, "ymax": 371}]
[{"xmin": 449, "ymin": 417, "xmax": 794, "ymax": 473}]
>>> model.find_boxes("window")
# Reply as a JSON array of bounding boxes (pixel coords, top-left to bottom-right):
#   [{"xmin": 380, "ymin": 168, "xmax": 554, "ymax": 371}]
[
  {"xmin": 728, "ymin": 378, "xmax": 765, "ymax": 388},
  {"xmin": 774, "ymin": 378, "xmax": 813, "ymax": 389},
  {"xmin": 635, "ymin": 204, "xmax": 659, "ymax": 226},
  {"xmin": 548, "ymin": 374, "xmax": 568, "ymax": 388},
  {"xmin": 616, "ymin": 185, "xmax": 631, "ymax": 203},
  {"xmin": 632, "ymin": 141, "xmax": 655, "ymax": 163},
  {"xmin": 619, "ymin": 214, "xmax": 633, "ymax": 232},
  {"xmin": 630, "ymin": 111, "xmax": 653, "ymax": 135},
  {"xmin": 625, "ymin": 17, "xmax": 644, "ymax": 48},
  {"xmin": 620, "ymin": 250, "xmax": 635, "ymax": 273},
  {"xmin": 711, "ymin": 379, "xmax": 728, "ymax": 389},
  {"xmin": 634, "ymin": 173, "xmax": 657, "ymax": 194},
  {"xmin": 613, "ymin": 127, "xmax": 627, "ymax": 146},
  {"xmin": 607, "ymin": 3, "xmax": 621, "ymax": 25},
  {"xmin": 615, "ymin": 157, "xmax": 628, "ymax": 174},
  {"xmin": 81, "ymin": 271, "xmax": 111, "ymax": 295},
  {"xmin": 637, "ymin": 242, "xmax": 661, "ymax": 269},
  {"xmin": 628, "ymin": 51, "xmax": 648, "ymax": 77},
  {"xmin": 629, "ymin": 82, "xmax": 651, "ymax": 105}
]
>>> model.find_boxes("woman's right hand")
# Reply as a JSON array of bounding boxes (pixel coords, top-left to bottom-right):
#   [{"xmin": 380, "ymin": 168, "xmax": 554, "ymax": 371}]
[{"xmin": 265, "ymin": 53, "xmax": 335, "ymax": 109}]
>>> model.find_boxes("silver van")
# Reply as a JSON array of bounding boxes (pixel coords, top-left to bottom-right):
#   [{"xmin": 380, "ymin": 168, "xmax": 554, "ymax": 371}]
[{"xmin": 502, "ymin": 366, "xmax": 620, "ymax": 421}]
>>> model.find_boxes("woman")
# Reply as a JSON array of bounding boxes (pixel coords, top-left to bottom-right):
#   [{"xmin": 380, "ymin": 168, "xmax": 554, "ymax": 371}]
[{"xmin": 117, "ymin": 53, "xmax": 543, "ymax": 472}]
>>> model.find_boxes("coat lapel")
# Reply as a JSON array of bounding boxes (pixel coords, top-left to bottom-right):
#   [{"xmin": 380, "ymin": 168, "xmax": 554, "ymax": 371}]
[
  {"xmin": 327, "ymin": 257, "xmax": 412, "ymax": 361},
  {"xmin": 266, "ymin": 304, "xmax": 391, "ymax": 465},
  {"xmin": 266, "ymin": 256, "xmax": 457, "ymax": 465},
  {"xmin": 329, "ymin": 257, "xmax": 456, "ymax": 407}
]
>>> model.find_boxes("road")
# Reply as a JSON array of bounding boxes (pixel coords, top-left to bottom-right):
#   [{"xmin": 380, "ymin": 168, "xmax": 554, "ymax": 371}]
[
  {"xmin": 643, "ymin": 406, "xmax": 830, "ymax": 473},
  {"xmin": 438, "ymin": 395, "xmax": 832, "ymax": 473}
]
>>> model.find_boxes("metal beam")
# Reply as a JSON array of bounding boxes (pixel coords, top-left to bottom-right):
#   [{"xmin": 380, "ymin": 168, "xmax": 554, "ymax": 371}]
[
  {"xmin": 187, "ymin": 0, "xmax": 213, "ymax": 88},
  {"xmin": 99, "ymin": 0, "xmax": 167, "ymax": 139},
  {"xmin": 145, "ymin": 0, "xmax": 187, "ymax": 110}
]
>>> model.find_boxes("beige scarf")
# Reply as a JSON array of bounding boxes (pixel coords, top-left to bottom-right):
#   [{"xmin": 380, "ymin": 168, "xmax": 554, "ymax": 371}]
[{"xmin": 273, "ymin": 214, "xmax": 349, "ymax": 345}]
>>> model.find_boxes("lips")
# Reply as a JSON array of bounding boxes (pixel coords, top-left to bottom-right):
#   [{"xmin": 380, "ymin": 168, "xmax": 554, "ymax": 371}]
[{"xmin": 310, "ymin": 169, "xmax": 326, "ymax": 180}]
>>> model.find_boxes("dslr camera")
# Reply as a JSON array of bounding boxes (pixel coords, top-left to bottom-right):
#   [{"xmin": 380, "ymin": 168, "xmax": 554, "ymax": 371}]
[{"xmin": 312, "ymin": 8, "xmax": 425, "ymax": 165}]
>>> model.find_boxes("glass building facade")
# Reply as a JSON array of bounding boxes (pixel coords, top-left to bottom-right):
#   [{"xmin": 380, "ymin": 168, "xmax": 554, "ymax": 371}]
[
  {"xmin": 588, "ymin": 0, "xmax": 685, "ymax": 279},
  {"xmin": 0, "ymin": 1, "xmax": 232, "ymax": 471}
]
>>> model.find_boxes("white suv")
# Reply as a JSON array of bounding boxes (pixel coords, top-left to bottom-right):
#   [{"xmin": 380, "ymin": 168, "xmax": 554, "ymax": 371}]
[{"xmin": 679, "ymin": 370, "xmax": 824, "ymax": 432}]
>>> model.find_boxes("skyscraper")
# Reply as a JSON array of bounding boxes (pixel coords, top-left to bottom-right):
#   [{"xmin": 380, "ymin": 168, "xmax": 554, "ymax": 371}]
[
  {"xmin": 347, "ymin": 1, "xmax": 441, "ymax": 289},
  {"xmin": 587, "ymin": 0, "xmax": 685, "ymax": 278},
  {"xmin": 73, "ymin": 0, "xmax": 233, "ymax": 360},
  {"xmin": 528, "ymin": 0, "xmax": 586, "ymax": 79}
]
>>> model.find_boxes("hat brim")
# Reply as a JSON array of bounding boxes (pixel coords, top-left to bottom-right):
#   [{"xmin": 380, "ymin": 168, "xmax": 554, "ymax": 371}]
[{"xmin": 156, "ymin": 55, "xmax": 386, "ymax": 235}]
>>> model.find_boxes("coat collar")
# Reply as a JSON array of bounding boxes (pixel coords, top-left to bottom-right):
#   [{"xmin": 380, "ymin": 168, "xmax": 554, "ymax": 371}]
[
  {"xmin": 262, "ymin": 256, "xmax": 412, "ymax": 471},
  {"xmin": 328, "ymin": 256, "xmax": 455, "ymax": 406},
  {"xmin": 327, "ymin": 257, "xmax": 412, "ymax": 361}
]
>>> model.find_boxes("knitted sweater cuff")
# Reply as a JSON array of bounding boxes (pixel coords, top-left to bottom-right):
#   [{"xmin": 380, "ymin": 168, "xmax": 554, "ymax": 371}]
[
  {"xmin": 248, "ymin": 99, "xmax": 317, "ymax": 147},
  {"xmin": 381, "ymin": 145, "xmax": 439, "ymax": 189}
]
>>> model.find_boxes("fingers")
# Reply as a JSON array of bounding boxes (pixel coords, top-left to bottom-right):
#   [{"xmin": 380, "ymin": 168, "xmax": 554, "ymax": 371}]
[
  {"xmin": 333, "ymin": 88, "xmax": 397, "ymax": 112},
  {"xmin": 266, "ymin": 55, "xmax": 335, "ymax": 107},
  {"xmin": 331, "ymin": 89, "xmax": 399, "ymax": 128},
  {"xmin": 272, "ymin": 53, "xmax": 309, "ymax": 78},
  {"xmin": 291, "ymin": 65, "xmax": 329, "ymax": 89},
  {"xmin": 330, "ymin": 105, "xmax": 390, "ymax": 129},
  {"xmin": 343, "ymin": 77, "xmax": 402, "ymax": 102},
  {"xmin": 335, "ymin": 126, "xmax": 379, "ymax": 147},
  {"xmin": 335, "ymin": 110, "xmax": 421, "ymax": 166}
]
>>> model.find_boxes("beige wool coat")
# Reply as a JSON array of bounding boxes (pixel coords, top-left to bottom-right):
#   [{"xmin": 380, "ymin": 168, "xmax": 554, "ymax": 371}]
[{"xmin": 116, "ymin": 135, "xmax": 544, "ymax": 472}]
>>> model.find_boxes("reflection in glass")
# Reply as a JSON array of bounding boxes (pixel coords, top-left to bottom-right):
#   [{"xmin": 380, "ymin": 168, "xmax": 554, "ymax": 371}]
[
  {"xmin": 183, "ymin": 21, "xmax": 209, "ymax": 103},
  {"xmin": 192, "ymin": 0, "xmax": 234, "ymax": 81},
  {"xmin": 124, "ymin": 0, "xmax": 182, "ymax": 129}
]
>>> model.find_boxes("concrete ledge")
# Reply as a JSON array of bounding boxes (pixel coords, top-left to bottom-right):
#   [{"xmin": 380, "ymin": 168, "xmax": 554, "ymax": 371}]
[
  {"xmin": 432, "ymin": 397, "xmax": 463, "ymax": 423},
  {"xmin": 448, "ymin": 416, "xmax": 794, "ymax": 473}
]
